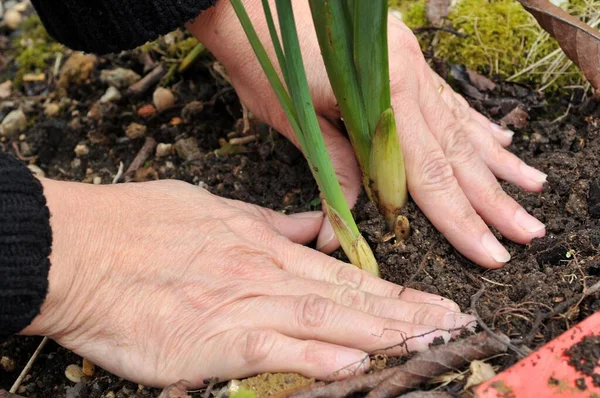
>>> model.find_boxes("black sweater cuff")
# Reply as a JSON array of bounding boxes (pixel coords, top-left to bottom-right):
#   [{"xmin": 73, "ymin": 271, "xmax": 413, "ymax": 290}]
[
  {"xmin": 0, "ymin": 153, "xmax": 52, "ymax": 338},
  {"xmin": 30, "ymin": 0, "xmax": 217, "ymax": 55}
]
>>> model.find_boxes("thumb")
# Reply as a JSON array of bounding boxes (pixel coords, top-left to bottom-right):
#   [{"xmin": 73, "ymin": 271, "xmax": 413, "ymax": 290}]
[{"xmin": 314, "ymin": 117, "xmax": 362, "ymax": 254}]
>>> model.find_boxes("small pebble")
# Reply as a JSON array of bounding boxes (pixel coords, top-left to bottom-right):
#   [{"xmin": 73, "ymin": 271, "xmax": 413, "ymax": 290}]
[
  {"xmin": 71, "ymin": 158, "xmax": 82, "ymax": 169},
  {"xmin": 20, "ymin": 141, "xmax": 32, "ymax": 157},
  {"xmin": 44, "ymin": 102, "xmax": 61, "ymax": 117},
  {"xmin": 82, "ymin": 358, "xmax": 96, "ymax": 376},
  {"xmin": 100, "ymin": 86, "xmax": 122, "ymax": 103},
  {"xmin": 0, "ymin": 109, "xmax": 27, "ymax": 139},
  {"xmin": 156, "ymin": 143, "xmax": 173, "ymax": 157},
  {"xmin": 65, "ymin": 364, "xmax": 85, "ymax": 383},
  {"xmin": 4, "ymin": 9, "xmax": 23, "ymax": 30},
  {"xmin": 74, "ymin": 144, "xmax": 90, "ymax": 158},
  {"xmin": 92, "ymin": 176, "xmax": 102, "ymax": 185},
  {"xmin": 0, "ymin": 81, "xmax": 12, "ymax": 99},
  {"xmin": 28, "ymin": 165, "xmax": 45, "ymax": 178},
  {"xmin": 105, "ymin": 392, "xmax": 115, "ymax": 398},
  {"xmin": 174, "ymin": 137, "xmax": 201, "ymax": 161},
  {"xmin": 126, "ymin": 122, "xmax": 147, "ymax": 139},
  {"xmin": 181, "ymin": 100, "xmax": 204, "ymax": 122},
  {"xmin": 137, "ymin": 104, "xmax": 156, "ymax": 118},
  {"xmin": 0, "ymin": 356, "xmax": 16, "ymax": 372},
  {"xmin": 100, "ymin": 68, "xmax": 141, "ymax": 89},
  {"xmin": 153, "ymin": 87, "xmax": 176, "ymax": 112}
]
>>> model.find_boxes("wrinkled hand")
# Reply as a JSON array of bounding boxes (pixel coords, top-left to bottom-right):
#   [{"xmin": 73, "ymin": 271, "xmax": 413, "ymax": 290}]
[
  {"xmin": 25, "ymin": 179, "xmax": 474, "ymax": 387},
  {"xmin": 190, "ymin": 1, "xmax": 547, "ymax": 269}
]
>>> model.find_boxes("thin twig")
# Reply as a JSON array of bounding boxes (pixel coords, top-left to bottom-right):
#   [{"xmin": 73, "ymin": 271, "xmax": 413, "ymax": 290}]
[
  {"xmin": 399, "ymin": 250, "xmax": 431, "ymax": 299},
  {"xmin": 112, "ymin": 161, "xmax": 124, "ymax": 184},
  {"xmin": 124, "ymin": 137, "xmax": 157, "ymax": 179},
  {"xmin": 470, "ymin": 285, "xmax": 528, "ymax": 358},
  {"xmin": 126, "ymin": 64, "xmax": 166, "ymax": 98},
  {"xmin": 203, "ymin": 378, "xmax": 219, "ymax": 398},
  {"xmin": 9, "ymin": 337, "xmax": 49, "ymax": 393}
]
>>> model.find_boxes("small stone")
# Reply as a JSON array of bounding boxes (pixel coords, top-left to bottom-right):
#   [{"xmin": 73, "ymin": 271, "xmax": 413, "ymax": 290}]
[
  {"xmin": 137, "ymin": 104, "xmax": 157, "ymax": 118},
  {"xmin": 105, "ymin": 392, "xmax": 116, "ymax": 398},
  {"xmin": 58, "ymin": 53, "xmax": 97, "ymax": 91},
  {"xmin": 71, "ymin": 158, "xmax": 82, "ymax": 169},
  {"xmin": 174, "ymin": 137, "xmax": 201, "ymax": 161},
  {"xmin": 182, "ymin": 100, "xmax": 204, "ymax": 123},
  {"xmin": 501, "ymin": 106, "xmax": 529, "ymax": 130},
  {"xmin": 126, "ymin": 122, "xmax": 147, "ymax": 139},
  {"xmin": 92, "ymin": 176, "xmax": 102, "ymax": 185},
  {"xmin": 100, "ymin": 68, "xmax": 141, "ymax": 89},
  {"xmin": 28, "ymin": 164, "xmax": 45, "ymax": 178},
  {"xmin": 156, "ymin": 143, "xmax": 173, "ymax": 157},
  {"xmin": 82, "ymin": 358, "xmax": 96, "ymax": 376},
  {"xmin": 20, "ymin": 141, "xmax": 32, "ymax": 157},
  {"xmin": 44, "ymin": 102, "xmax": 61, "ymax": 117},
  {"xmin": 74, "ymin": 144, "xmax": 90, "ymax": 158},
  {"xmin": 4, "ymin": 9, "xmax": 23, "ymax": 30},
  {"xmin": 170, "ymin": 116, "xmax": 183, "ymax": 126},
  {"xmin": 65, "ymin": 364, "xmax": 84, "ymax": 383},
  {"xmin": 0, "ymin": 109, "xmax": 27, "ymax": 139},
  {"xmin": 13, "ymin": 2, "xmax": 29, "ymax": 12},
  {"xmin": 153, "ymin": 87, "xmax": 176, "ymax": 112},
  {"xmin": 100, "ymin": 86, "xmax": 122, "ymax": 103},
  {"xmin": 1, "ymin": 356, "xmax": 16, "ymax": 372},
  {"xmin": 0, "ymin": 81, "xmax": 12, "ymax": 99},
  {"xmin": 66, "ymin": 382, "xmax": 88, "ymax": 398}
]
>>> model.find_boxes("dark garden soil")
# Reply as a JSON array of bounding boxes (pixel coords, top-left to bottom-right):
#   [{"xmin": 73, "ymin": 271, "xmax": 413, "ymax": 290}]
[{"xmin": 1, "ymin": 12, "xmax": 600, "ymax": 398}]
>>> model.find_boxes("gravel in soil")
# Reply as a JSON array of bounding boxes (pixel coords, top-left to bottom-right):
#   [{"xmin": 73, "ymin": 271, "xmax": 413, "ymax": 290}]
[{"xmin": 1, "ymin": 12, "xmax": 600, "ymax": 398}]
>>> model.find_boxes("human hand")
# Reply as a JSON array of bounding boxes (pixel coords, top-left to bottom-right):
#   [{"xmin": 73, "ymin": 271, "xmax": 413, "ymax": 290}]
[
  {"xmin": 189, "ymin": 1, "xmax": 547, "ymax": 269},
  {"xmin": 24, "ymin": 179, "xmax": 474, "ymax": 387}
]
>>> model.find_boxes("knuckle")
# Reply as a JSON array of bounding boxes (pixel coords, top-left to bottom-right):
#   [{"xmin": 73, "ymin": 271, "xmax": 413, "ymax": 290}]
[
  {"xmin": 419, "ymin": 153, "xmax": 456, "ymax": 190},
  {"xmin": 443, "ymin": 126, "xmax": 476, "ymax": 167},
  {"xmin": 297, "ymin": 295, "xmax": 335, "ymax": 329},
  {"xmin": 239, "ymin": 329, "xmax": 277, "ymax": 365},
  {"xmin": 336, "ymin": 286, "xmax": 366, "ymax": 310},
  {"xmin": 334, "ymin": 265, "xmax": 365, "ymax": 290}
]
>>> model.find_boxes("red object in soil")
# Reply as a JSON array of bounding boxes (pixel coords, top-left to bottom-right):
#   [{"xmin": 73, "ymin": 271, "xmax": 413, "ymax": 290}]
[{"xmin": 476, "ymin": 312, "xmax": 600, "ymax": 397}]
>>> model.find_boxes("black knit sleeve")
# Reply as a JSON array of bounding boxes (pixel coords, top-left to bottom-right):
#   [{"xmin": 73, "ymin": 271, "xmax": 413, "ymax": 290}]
[
  {"xmin": 30, "ymin": 0, "xmax": 217, "ymax": 55},
  {"xmin": 0, "ymin": 152, "xmax": 52, "ymax": 338}
]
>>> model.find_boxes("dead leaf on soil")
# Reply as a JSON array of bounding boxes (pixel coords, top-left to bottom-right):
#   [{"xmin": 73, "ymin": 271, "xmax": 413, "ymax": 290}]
[
  {"xmin": 464, "ymin": 360, "xmax": 496, "ymax": 390},
  {"xmin": 158, "ymin": 380, "xmax": 189, "ymax": 398},
  {"xmin": 518, "ymin": 0, "xmax": 600, "ymax": 90},
  {"xmin": 467, "ymin": 69, "xmax": 496, "ymax": 91},
  {"xmin": 426, "ymin": 0, "xmax": 450, "ymax": 26},
  {"xmin": 501, "ymin": 106, "xmax": 529, "ymax": 129}
]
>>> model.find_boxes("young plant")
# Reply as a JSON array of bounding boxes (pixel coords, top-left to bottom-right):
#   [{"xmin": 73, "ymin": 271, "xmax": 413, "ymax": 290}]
[
  {"xmin": 230, "ymin": 0, "xmax": 379, "ymax": 276},
  {"xmin": 309, "ymin": 1, "xmax": 408, "ymax": 234}
]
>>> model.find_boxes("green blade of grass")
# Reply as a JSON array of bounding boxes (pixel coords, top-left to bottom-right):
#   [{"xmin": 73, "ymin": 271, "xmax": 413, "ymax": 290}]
[
  {"xmin": 353, "ymin": 0, "xmax": 391, "ymax": 133},
  {"xmin": 261, "ymin": 0, "xmax": 288, "ymax": 85},
  {"xmin": 308, "ymin": 0, "xmax": 371, "ymax": 172},
  {"xmin": 229, "ymin": 0, "xmax": 306, "ymax": 150},
  {"xmin": 275, "ymin": 0, "xmax": 358, "ymax": 236}
]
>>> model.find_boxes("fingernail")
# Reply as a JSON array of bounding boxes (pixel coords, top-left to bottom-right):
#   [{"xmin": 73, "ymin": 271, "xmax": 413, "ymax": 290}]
[
  {"xmin": 490, "ymin": 123, "xmax": 514, "ymax": 138},
  {"xmin": 390, "ymin": 9, "xmax": 402, "ymax": 21},
  {"xmin": 514, "ymin": 208, "xmax": 545, "ymax": 234},
  {"xmin": 335, "ymin": 349, "xmax": 369, "ymax": 370},
  {"xmin": 481, "ymin": 232, "xmax": 511, "ymax": 263},
  {"xmin": 443, "ymin": 312, "xmax": 478, "ymax": 331},
  {"xmin": 520, "ymin": 162, "xmax": 547, "ymax": 184},
  {"xmin": 316, "ymin": 219, "xmax": 335, "ymax": 251},
  {"xmin": 290, "ymin": 211, "xmax": 324, "ymax": 219}
]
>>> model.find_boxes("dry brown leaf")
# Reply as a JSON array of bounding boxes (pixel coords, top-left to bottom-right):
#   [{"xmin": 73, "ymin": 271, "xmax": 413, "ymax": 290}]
[
  {"xmin": 518, "ymin": 0, "xmax": 600, "ymax": 89},
  {"xmin": 426, "ymin": 0, "xmax": 450, "ymax": 26}
]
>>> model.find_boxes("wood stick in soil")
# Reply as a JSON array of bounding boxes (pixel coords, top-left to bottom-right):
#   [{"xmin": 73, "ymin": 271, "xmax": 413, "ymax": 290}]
[
  {"xmin": 289, "ymin": 332, "xmax": 508, "ymax": 398},
  {"xmin": 126, "ymin": 64, "xmax": 167, "ymax": 98},
  {"xmin": 9, "ymin": 337, "xmax": 49, "ymax": 394},
  {"xmin": 124, "ymin": 137, "xmax": 157, "ymax": 180}
]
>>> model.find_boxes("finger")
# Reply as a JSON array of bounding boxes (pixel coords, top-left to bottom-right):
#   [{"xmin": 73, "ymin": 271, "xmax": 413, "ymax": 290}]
[
  {"xmin": 278, "ymin": 244, "xmax": 461, "ymax": 311},
  {"xmin": 469, "ymin": 108, "xmax": 515, "ymax": 148},
  {"xmin": 235, "ymin": 295, "xmax": 452, "ymax": 356},
  {"xmin": 391, "ymin": 92, "xmax": 509, "ymax": 268},
  {"xmin": 225, "ymin": 199, "xmax": 324, "ymax": 245},
  {"xmin": 432, "ymin": 75, "xmax": 546, "ymax": 192},
  {"xmin": 315, "ymin": 117, "xmax": 362, "ymax": 254},
  {"xmin": 203, "ymin": 328, "xmax": 369, "ymax": 382},
  {"xmin": 429, "ymin": 69, "xmax": 514, "ymax": 147},
  {"xmin": 462, "ymin": 119, "xmax": 547, "ymax": 193},
  {"xmin": 418, "ymin": 76, "xmax": 545, "ymax": 244},
  {"xmin": 272, "ymin": 277, "xmax": 476, "ymax": 331}
]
